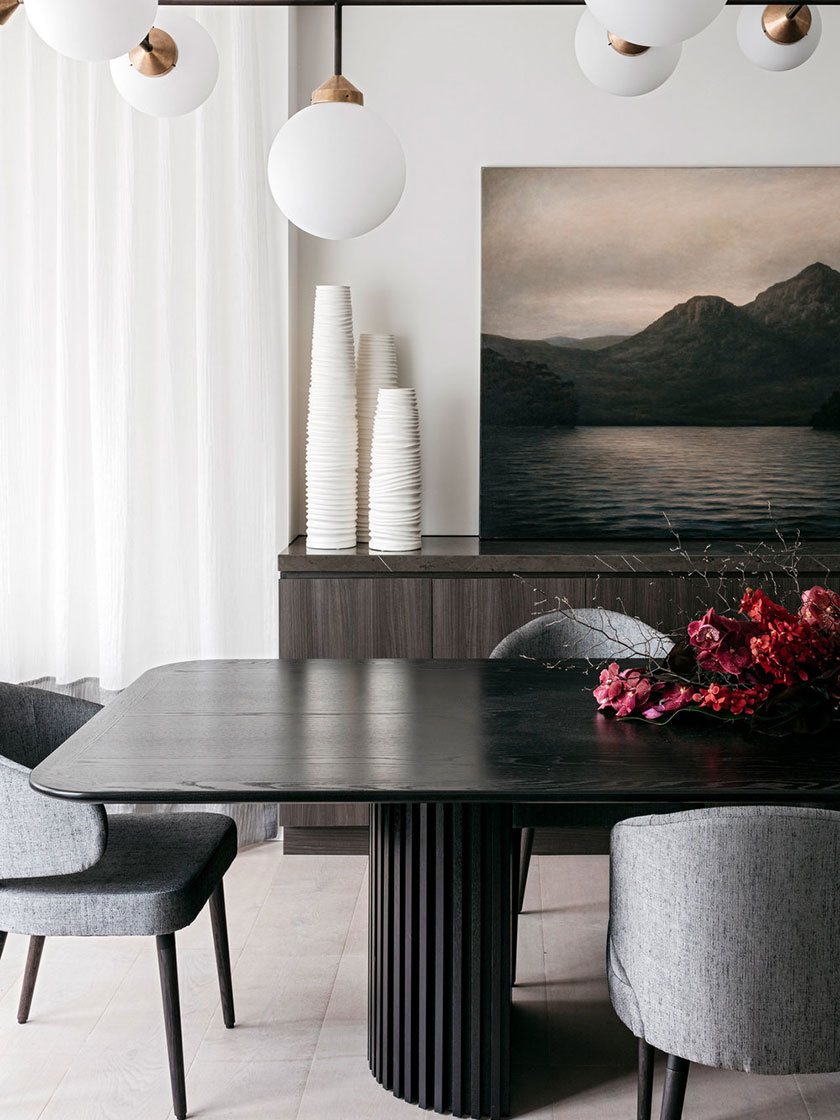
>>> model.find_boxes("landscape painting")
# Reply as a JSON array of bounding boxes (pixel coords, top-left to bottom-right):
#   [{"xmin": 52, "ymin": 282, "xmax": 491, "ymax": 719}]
[{"xmin": 481, "ymin": 167, "xmax": 840, "ymax": 540}]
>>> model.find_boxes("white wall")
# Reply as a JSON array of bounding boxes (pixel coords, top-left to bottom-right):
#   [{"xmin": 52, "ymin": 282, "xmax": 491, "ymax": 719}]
[{"xmin": 291, "ymin": 5, "xmax": 840, "ymax": 537}]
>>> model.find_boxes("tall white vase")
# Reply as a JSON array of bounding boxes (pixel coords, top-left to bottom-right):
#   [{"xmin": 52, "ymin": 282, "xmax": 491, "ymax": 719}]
[
  {"xmin": 356, "ymin": 334, "xmax": 398, "ymax": 543},
  {"xmin": 305, "ymin": 285, "xmax": 358, "ymax": 549},
  {"xmin": 369, "ymin": 388, "xmax": 422, "ymax": 552}
]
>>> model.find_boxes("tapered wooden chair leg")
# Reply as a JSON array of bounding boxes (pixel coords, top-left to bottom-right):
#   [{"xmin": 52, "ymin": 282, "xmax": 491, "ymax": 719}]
[
  {"xmin": 659, "ymin": 1054, "xmax": 690, "ymax": 1120},
  {"xmin": 518, "ymin": 827, "xmax": 535, "ymax": 913},
  {"xmin": 209, "ymin": 882, "xmax": 235, "ymax": 1029},
  {"xmin": 156, "ymin": 933, "xmax": 187, "ymax": 1120},
  {"xmin": 511, "ymin": 829, "xmax": 521, "ymax": 986},
  {"xmin": 638, "ymin": 1038, "xmax": 655, "ymax": 1120},
  {"xmin": 17, "ymin": 936, "xmax": 45, "ymax": 1024}
]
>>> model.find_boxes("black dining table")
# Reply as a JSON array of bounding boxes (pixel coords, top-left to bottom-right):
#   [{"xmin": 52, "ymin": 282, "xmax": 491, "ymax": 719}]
[{"xmin": 30, "ymin": 658, "xmax": 840, "ymax": 1120}]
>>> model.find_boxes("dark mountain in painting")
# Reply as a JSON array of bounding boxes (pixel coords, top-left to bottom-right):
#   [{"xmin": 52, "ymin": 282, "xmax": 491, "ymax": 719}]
[
  {"xmin": 743, "ymin": 261, "xmax": 840, "ymax": 349},
  {"xmin": 481, "ymin": 263, "xmax": 840, "ymax": 426},
  {"xmin": 812, "ymin": 391, "xmax": 840, "ymax": 429},
  {"xmin": 481, "ymin": 349, "xmax": 578, "ymax": 427}
]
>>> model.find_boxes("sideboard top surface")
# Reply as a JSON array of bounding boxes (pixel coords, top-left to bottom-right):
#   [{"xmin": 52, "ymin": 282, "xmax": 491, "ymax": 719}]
[{"xmin": 278, "ymin": 536, "xmax": 840, "ymax": 576}]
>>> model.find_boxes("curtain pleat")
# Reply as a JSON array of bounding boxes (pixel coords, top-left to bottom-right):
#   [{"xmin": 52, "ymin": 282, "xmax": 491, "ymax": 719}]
[{"xmin": 0, "ymin": 8, "xmax": 286, "ymax": 693}]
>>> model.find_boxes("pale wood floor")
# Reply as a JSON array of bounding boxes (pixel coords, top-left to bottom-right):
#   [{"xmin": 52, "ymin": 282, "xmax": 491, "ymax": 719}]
[{"xmin": 0, "ymin": 845, "xmax": 836, "ymax": 1119}]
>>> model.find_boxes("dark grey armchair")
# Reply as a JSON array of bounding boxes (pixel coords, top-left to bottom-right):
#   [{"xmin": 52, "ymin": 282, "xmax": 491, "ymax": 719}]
[
  {"xmin": 491, "ymin": 610, "xmax": 673, "ymax": 886},
  {"xmin": 0, "ymin": 682, "xmax": 237, "ymax": 1120},
  {"xmin": 609, "ymin": 806, "xmax": 840, "ymax": 1120},
  {"xmin": 490, "ymin": 607, "xmax": 677, "ymax": 981}
]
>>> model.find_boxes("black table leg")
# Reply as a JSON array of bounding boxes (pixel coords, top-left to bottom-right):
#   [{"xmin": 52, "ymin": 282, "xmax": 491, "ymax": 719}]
[{"xmin": 370, "ymin": 802, "xmax": 513, "ymax": 1119}]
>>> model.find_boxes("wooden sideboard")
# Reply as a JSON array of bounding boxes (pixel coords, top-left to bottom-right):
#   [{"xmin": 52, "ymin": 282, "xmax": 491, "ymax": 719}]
[{"xmin": 278, "ymin": 536, "xmax": 840, "ymax": 852}]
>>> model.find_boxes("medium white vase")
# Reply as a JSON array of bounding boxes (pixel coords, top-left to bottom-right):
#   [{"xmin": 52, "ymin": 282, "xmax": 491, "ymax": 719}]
[
  {"xmin": 368, "ymin": 388, "xmax": 421, "ymax": 552},
  {"xmin": 356, "ymin": 334, "xmax": 398, "ymax": 543},
  {"xmin": 305, "ymin": 285, "xmax": 358, "ymax": 549}
]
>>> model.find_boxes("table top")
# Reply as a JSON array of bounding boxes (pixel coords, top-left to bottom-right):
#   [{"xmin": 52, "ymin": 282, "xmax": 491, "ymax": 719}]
[{"xmin": 30, "ymin": 659, "xmax": 840, "ymax": 806}]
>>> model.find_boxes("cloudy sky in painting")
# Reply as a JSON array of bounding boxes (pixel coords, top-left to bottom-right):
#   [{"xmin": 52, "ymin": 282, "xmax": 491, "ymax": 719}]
[{"xmin": 482, "ymin": 167, "xmax": 840, "ymax": 340}]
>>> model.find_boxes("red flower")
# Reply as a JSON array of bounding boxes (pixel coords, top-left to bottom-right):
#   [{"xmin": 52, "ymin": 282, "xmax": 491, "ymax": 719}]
[
  {"xmin": 800, "ymin": 586, "xmax": 840, "ymax": 637},
  {"xmin": 739, "ymin": 586, "xmax": 838, "ymax": 686},
  {"xmin": 593, "ymin": 663, "xmax": 652, "ymax": 718},
  {"xmin": 641, "ymin": 681, "xmax": 695, "ymax": 720},
  {"xmin": 693, "ymin": 681, "xmax": 772, "ymax": 716},
  {"xmin": 740, "ymin": 587, "xmax": 798, "ymax": 628},
  {"xmin": 687, "ymin": 608, "xmax": 757, "ymax": 677}
]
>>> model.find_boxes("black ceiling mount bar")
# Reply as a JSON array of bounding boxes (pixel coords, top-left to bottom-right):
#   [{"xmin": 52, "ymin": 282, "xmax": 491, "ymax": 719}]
[{"xmin": 161, "ymin": 1, "xmax": 840, "ymax": 7}]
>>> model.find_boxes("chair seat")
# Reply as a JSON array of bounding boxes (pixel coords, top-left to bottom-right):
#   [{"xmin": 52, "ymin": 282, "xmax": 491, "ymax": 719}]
[{"xmin": 0, "ymin": 812, "xmax": 237, "ymax": 937}]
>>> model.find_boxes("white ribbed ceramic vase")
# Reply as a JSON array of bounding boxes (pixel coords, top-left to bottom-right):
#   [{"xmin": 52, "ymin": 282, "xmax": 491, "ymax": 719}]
[
  {"xmin": 356, "ymin": 334, "xmax": 398, "ymax": 543},
  {"xmin": 305, "ymin": 285, "xmax": 358, "ymax": 549},
  {"xmin": 369, "ymin": 388, "xmax": 421, "ymax": 552}
]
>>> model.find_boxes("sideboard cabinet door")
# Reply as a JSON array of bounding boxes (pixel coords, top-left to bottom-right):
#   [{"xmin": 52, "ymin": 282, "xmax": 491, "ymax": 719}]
[
  {"xmin": 431, "ymin": 577, "xmax": 588, "ymax": 658},
  {"xmin": 278, "ymin": 577, "xmax": 433, "ymax": 659}
]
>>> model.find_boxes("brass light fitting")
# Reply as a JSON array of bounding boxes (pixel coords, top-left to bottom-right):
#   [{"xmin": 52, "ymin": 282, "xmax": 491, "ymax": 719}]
[
  {"xmin": 311, "ymin": 4, "xmax": 365, "ymax": 105},
  {"xmin": 311, "ymin": 74, "xmax": 364, "ymax": 105},
  {"xmin": 0, "ymin": 0, "xmax": 20, "ymax": 27},
  {"xmin": 607, "ymin": 31, "xmax": 650, "ymax": 56},
  {"xmin": 762, "ymin": 3, "xmax": 812, "ymax": 44},
  {"xmin": 128, "ymin": 28, "xmax": 179, "ymax": 78}
]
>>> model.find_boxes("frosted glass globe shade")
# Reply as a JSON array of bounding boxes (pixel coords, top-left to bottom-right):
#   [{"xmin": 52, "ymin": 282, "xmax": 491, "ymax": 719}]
[
  {"xmin": 575, "ymin": 10, "xmax": 681, "ymax": 95},
  {"xmin": 110, "ymin": 13, "xmax": 219, "ymax": 118},
  {"xmin": 25, "ymin": 0, "xmax": 157, "ymax": 62},
  {"xmin": 268, "ymin": 102, "xmax": 406, "ymax": 240},
  {"xmin": 584, "ymin": 0, "xmax": 726, "ymax": 46},
  {"xmin": 737, "ymin": 5, "xmax": 822, "ymax": 71}
]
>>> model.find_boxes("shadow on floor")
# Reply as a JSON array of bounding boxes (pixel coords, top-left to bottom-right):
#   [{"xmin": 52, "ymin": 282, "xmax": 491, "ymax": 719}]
[{"xmin": 510, "ymin": 998, "xmax": 637, "ymax": 1114}]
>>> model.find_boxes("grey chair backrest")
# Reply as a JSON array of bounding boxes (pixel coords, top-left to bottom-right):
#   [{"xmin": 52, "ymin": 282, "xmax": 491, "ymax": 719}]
[
  {"xmin": 490, "ymin": 607, "xmax": 673, "ymax": 662},
  {"xmin": 0, "ymin": 683, "xmax": 108, "ymax": 880},
  {"xmin": 609, "ymin": 806, "xmax": 840, "ymax": 1075}
]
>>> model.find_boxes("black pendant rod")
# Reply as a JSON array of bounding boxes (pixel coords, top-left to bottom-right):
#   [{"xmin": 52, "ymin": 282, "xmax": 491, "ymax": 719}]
[{"xmin": 335, "ymin": 2, "xmax": 342, "ymax": 73}]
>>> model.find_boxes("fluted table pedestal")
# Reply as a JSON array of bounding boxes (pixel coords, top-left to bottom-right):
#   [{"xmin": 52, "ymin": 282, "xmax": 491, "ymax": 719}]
[{"xmin": 369, "ymin": 802, "xmax": 513, "ymax": 1119}]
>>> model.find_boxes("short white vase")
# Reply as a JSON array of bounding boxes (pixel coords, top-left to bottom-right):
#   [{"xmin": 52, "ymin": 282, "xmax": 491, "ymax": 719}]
[
  {"xmin": 369, "ymin": 387, "xmax": 421, "ymax": 553},
  {"xmin": 305, "ymin": 285, "xmax": 358, "ymax": 550},
  {"xmin": 356, "ymin": 334, "xmax": 398, "ymax": 543}
]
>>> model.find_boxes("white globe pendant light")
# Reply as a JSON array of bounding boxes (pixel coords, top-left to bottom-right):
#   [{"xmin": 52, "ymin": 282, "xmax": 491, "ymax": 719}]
[
  {"xmin": 25, "ymin": 0, "xmax": 157, "ymax": 62},
  {"xmin": 267, "ymin": 6, "xmax": 405, "ymax": 240},
  {"xmin": 737, "ymin": 4, "xmax": 822, "ymax": 71},
  {"xmin": 584, "ymin": 0, "xmax": 727, "ymax": 47},
  {"xmin": 268, "ymin": 94, "xmax": 405, "ymax": 240},
  {"xmin": 575, "ymin": 9, "xmax": 681, "ymax": 96},
  {"xmin": 110, "ymin": 12, "xmax": 219, "ymax": 118}
]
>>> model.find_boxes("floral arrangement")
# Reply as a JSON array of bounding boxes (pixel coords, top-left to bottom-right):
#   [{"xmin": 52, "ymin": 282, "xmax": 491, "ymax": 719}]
[{"xmin": 594, "ymin": 585, "xmax": 840, "ymax": 736}]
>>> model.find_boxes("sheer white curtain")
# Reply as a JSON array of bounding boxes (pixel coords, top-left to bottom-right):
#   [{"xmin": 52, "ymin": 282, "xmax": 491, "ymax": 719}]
[{"xmin": 0, "ymin": 8, "xmax": 289, "ymax": 692}]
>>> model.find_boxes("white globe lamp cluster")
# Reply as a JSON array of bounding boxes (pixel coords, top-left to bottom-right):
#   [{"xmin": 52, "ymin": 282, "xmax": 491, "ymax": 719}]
[
  {"xmin": 577, "ymin": 1, "xmax": 823, "ymax": 97},
  {"xmin": 22, "ymin": 0, "xmax": 218, "ymax": 117},
  {"xmin": 1, "ymin": 1, "xmax": 826, "ymax": 240}
]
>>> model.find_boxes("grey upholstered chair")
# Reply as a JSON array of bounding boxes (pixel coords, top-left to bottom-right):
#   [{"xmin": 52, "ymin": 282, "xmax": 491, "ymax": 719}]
[
  {"xmin": 609, "ymin": 806, "xmax": 840, "ymax": 1120},
  {"xmin": 0, "ymin": 682, "xmax": 238, "ymax": 1120},
  {"xmin": 490, "ymin": 608, "xmax": 674, "ymax": 938}
]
